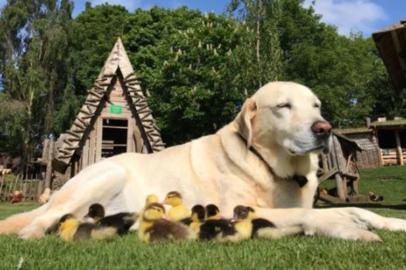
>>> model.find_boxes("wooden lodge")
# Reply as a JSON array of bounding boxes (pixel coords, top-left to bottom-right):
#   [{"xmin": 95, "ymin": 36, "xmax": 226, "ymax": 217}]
[
  {"xmin": 336, "ymin": 118, "xmax": 406, "ymax": 168},
  {"xmin": 334, "ymin": 127, "xmax": 381, "ymax": 169},
  {"xmin": 46, "ymin": 38, "xmax": 165, "ymax": 188},
  {"xmin": 370, "ymin": 118, "xmax": 406, "ymax": 166}
]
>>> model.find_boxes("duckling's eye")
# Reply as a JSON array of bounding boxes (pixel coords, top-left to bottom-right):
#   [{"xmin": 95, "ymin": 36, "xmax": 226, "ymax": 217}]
[
  {"xmin": 276, "ymin": 103, "xmax": 292, "ymax": 109},
  {"xmin": 313, "ymin": 103, "xmax": 320, "ymax": 108}
]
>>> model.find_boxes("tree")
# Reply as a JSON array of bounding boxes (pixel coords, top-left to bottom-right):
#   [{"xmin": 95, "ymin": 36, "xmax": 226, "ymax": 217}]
[
  {"xmin": 124, "ymin": 8, "xmax": 248, "ymax": 144},
  {"xmin": 228, "ymin": 0, "xmax": 284, "ymax": 91},
  {"xmin": 69, "ymin": 3, "xmax": 129, "ymax": 93},
  {"xmin": 0, "ymin": 0, "xmax": 73, "ymax": 164}
]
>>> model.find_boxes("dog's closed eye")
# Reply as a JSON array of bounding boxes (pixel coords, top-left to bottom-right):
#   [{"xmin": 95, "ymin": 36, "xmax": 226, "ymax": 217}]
[{"xmin": 276, "ymin": 103, "xmax": 292, "ymax": 109}]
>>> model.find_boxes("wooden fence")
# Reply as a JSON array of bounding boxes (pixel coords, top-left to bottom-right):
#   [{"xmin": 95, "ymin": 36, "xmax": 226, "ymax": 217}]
[{"xmin": 381, "ymin": 148, "xmax": 406, "ymax": 166}]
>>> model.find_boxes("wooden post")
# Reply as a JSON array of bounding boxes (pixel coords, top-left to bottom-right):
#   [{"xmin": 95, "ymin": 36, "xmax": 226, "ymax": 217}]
[
  {"xmin": 321, "ymin": 154, "xmax": 328, "ymax": 174},
  {"xmin": 0, "ymin": 173, "xmax": 4, "ymax": 201},
  {"xmin": 394, "ymin": 130, "xmax": 404, "ymax": 165},
  {"xmin": 44, "ymin": 137, "xmax": 55, "ymax": 189},
  {"xmin": 335, "ymin": 173, "xmax": 347, "ymax": 201},
  {"xmin": 373, "ymin": 130, "xmax": 384, "ymax": 166}
]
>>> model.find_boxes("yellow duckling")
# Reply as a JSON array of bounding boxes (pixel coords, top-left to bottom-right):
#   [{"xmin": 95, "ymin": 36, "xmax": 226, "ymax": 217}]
[
  {"xmin": 163, "ymin": 191, "xmax": 191, "ymax": 222},
  {"xmin": 146, "ymin": 194, "xmax": 159, "ymax": 205},
  {"xmin": 224, "ymin": 205, "xmax": 256, "ymax": 242},
  {"xmin": 231, "ymin": 205, "xmax": 303, "ymax": 240},
  {"xmin": 57, "ymin": 214, "xmax": 117, "ymax": 241},
  {"xmin": 138, "ymin": 202, "xmax": 192, "ymax": 243}
]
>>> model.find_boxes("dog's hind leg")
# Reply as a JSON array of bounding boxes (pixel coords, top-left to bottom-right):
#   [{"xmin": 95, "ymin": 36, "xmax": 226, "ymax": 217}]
[
  {"xmin": 0, "ymin": 204, "xmax": 47, "ymax": 235},
  {"xmin": 0, "ymin": 160, "xmax": 129, "ymax": 239}
]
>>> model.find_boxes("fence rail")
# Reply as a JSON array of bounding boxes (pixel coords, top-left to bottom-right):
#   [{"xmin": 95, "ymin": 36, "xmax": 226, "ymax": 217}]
[{"xmin": 0, "ymin": 174, "xmax": 43, "ymax": 202}]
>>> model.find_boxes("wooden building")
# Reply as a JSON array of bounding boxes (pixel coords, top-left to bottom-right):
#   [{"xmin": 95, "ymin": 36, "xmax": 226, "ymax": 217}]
[
  {"xmin": 370, "ymin": 118, "xmax": 406, "ymax": 166},
  {"xmin": 336, "ymin": 118, "xmax": 406, "ymax": 168},
  {"xmin": 51, "ymin": 38, "xmax": 165, "ymax": 183},
  {"xmin": 318, "ymin": 132, "xmax": 362, "ymax": 201},
  {"xmin": 372, "ymin": 20, "xmax": 406, "ymax": 93},
  {"xmin": 334, "ymin": 127, "xmax": 381, "ymax": 168}
]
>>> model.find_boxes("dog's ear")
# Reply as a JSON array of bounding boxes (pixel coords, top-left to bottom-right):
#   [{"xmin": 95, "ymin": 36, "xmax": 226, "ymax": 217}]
[{"xmin": 236, "ymin": 98, "xmax": 257, "ymax": 147}]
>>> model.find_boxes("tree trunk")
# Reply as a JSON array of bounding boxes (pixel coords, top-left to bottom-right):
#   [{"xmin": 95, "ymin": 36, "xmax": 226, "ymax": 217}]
[{"xmin": 256, "ymin": 0, "xmax": 262, "ymax": 87}]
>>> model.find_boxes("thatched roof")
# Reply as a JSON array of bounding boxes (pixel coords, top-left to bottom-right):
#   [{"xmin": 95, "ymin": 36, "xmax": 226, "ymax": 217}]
[
  {"xmin": 54, "ymin": 38, "xmax": 165, "ymax": 168},
  {"xmin": 372, "ymin": 20, "xmax": 406, "ymax": 92}
]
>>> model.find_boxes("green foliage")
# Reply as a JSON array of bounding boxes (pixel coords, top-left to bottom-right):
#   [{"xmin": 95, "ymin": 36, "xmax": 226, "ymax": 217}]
[
  {"xmin": 227, "ymin": 0, "xmax": 285, "ymax": 90},
  {"xmin": 0, "ymin": 0, "xmax": 404, "ymax": 159},
  {"xmin": 70, "ymin": 4, "xmax": 129, "ymax": 93},
  {"xmin": 0, "ymin": 0, "xmax": 73, "ymax": 163},
  {"xmin": 124, "ymin": 8, "xmax": 247, "ymax": 143}
]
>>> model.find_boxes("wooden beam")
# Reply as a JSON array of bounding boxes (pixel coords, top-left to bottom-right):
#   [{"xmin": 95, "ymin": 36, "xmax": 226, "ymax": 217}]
[
  {"xmin": 394, "ymin": 130, "xmax": 404, "ymax": 165},
  {"xmin": 44, "ymin": 138, "xmax": 55, "ymax": 189},
  {"xmin": 335, "ymin": 173, "xmax": 347, "ymax": 201}
]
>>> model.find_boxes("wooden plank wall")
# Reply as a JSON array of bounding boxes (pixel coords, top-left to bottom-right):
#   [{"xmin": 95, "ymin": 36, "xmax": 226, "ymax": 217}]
[
  {"xmin": 72, "ymin": 78, "xmax": 148, "ymax": 174},
  {"xmin": 343, "ymin": 133, "xmax": 381, "ymax": 168}
]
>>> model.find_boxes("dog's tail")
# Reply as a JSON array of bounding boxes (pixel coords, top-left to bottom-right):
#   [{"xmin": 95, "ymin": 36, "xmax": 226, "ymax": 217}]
[
  {"xmin": 256, "ymin": 225, "xmax": 304, "ymax": 240},
  {"xmin": 0, "ymin": 203, "xmax": 48, "ymax": 235}
]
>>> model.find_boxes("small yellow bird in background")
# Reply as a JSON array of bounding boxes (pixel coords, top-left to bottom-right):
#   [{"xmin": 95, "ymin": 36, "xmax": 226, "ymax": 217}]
[{"xmin": 163, "ymin": 191, "xmax": 191, "ymax": 222}]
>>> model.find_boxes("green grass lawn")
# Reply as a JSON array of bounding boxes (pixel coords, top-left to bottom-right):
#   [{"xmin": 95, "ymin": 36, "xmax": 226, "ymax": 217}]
[{"xmin": 1, "ymin": 166, "xmax": 406, "ymax": 270}]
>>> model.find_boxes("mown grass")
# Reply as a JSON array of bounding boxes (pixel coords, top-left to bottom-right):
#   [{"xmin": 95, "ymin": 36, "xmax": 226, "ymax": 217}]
[{"xmin": 1, "ymin": 166, "xmax": 406, "ymax": 270}]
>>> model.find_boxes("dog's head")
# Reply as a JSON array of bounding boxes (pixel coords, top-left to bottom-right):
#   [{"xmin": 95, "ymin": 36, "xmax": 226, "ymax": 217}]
[{"xmin": 236, "ymin": 82, "xmax": 332, "ymax": 156}]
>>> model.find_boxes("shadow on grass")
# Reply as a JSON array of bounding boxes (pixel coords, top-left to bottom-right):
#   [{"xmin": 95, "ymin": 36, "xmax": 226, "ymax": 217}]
[{"xmin": 316, "ymin": 202, "xmax": 406, "ymax": 210}]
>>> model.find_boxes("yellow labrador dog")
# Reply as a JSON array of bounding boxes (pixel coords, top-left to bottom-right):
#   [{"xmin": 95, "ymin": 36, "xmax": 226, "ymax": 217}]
[{"xmin": 0, "ymin": 82, "xmax": 405, "ymax": 241}]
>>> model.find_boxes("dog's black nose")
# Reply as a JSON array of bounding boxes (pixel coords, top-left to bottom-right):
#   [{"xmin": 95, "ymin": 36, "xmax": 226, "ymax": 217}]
[{"xmin": 311, "ymin": 120, "xmax": 332, "ymax": 137}]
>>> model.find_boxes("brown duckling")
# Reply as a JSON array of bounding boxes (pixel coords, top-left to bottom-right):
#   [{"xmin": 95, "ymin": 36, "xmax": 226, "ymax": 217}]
[{"xmin": 138, "ymin": 203, "xmax": 193, "ymax": 243}]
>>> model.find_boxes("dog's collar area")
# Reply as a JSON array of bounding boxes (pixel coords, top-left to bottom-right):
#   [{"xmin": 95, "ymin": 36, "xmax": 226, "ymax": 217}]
[
  {"xmin": 289, "ymin": 175, "xmax": 308, "ymax": 188},
  {"xmin": 237, "ymin": 133, "xmax": 308, "ymax": 188}
]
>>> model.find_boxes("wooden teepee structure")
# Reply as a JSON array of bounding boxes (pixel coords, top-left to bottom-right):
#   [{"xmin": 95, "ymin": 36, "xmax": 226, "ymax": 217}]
[{"xmin": 52, "ymin": 38, "xmax": 165, "ymax": 180}]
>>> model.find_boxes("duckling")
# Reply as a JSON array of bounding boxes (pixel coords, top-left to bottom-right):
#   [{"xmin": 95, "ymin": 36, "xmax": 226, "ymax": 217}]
[
  {"xmin": 84, "ymin": 203, "xmax": 105, "ymax": 223},
  {"xmin": 163, "ymin": 191, "xmax": 191, "ymax": 221},
  {"xmin": 220, "ymin": 205, "xmax": 256, "ymax": 242},
  {"xmin": 85, "ymin": 203, "xmax": 138, "ymax": 235},
  {"xmin": 138, "ymin": 202, "xmax": 192, "ymax": 243},
  {"xmin": 233, "ymin": 205, "xmax": 273, "ymax": 239},
  {"xmin": 145, "ymin": 194, "xmax": 159, "ymax": 205},
  {"xmin": 198, "ymin": 205, "xmax": 236, "ymax": 241},
  {"xmin": 232, "ymin": 205, "xmax": 303, "ymax": 240},
  {"xmin": 205, "ymin": 204, "xmax": 221, "ymax": 220},
  {"xmin": 180, "ymin": 204, "xmax": 206, "ymax": 235},
  {"xmin": 57, "ymin": 214, "xmax": 116, "ymax": 241}
]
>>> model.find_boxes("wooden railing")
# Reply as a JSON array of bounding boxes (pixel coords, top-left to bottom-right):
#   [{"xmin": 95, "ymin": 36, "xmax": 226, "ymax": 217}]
[{"xmin": 381, "ymin": 148, "xmax": 406, "ymax": 166}]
